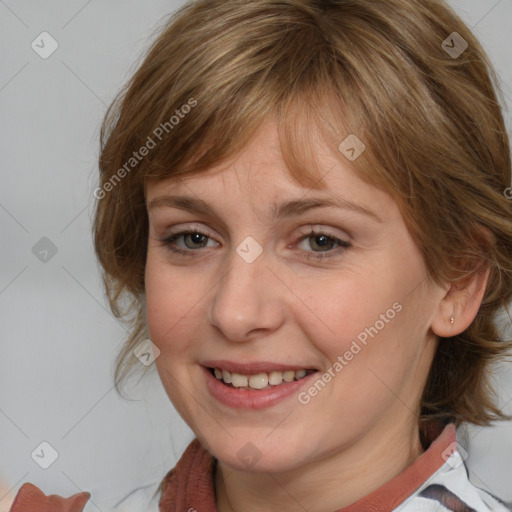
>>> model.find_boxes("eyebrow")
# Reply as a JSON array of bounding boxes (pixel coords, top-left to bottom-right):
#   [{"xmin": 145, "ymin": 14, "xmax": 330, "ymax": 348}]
[{"xmin": 147, "ymin": 194, "xmax": 383, "ymax": 223}]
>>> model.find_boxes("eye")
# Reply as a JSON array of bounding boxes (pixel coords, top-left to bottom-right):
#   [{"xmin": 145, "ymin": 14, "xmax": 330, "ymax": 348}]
[
  {"xmin": 296, "ymin": 228, "xmax": 351, "ymax": 261},
  {"xmin": 302, "ymin": 234, "xmax": 337, "ymax": 251},
  {"xmin": 159, "ymin": 230, "xmax": 218, "ymax": 255},
  {"xmin": 157, "ymin": 226, "xmax": 351, "ymax": 261}
]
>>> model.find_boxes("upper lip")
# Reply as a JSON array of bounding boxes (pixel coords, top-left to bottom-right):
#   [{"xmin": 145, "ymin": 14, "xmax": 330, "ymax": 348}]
[{"xmin": 201, "ymin": 360, "xmax": 318, "ymax": 374}]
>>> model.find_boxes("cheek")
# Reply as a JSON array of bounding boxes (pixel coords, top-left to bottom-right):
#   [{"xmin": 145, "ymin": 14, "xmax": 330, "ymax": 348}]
[
  {"xmin": 297, "ymin": 267, "xmax": 400, "ymax": 350},
  {"xmin": 295, "ymin": 256, "xmax": 424, "ymax": 379},
  {"xmin": 144, "ymin": 255, "xmax": 206, "ymax": 356}
]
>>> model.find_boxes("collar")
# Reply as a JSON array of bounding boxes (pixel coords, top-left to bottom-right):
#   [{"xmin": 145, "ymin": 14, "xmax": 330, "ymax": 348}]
[{"xmin": 158, "ymin": 423, "xmax": 456, "ymax": 512}]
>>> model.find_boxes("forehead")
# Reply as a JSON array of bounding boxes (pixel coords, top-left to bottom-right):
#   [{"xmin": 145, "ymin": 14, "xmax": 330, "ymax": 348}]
[
  {"xmin": 146, "ymin": 120, "xmax": 338, "ymax": 195},
  {"xmin": 145, "ymin": 122, "xmax": 398, "ymax": 225}
]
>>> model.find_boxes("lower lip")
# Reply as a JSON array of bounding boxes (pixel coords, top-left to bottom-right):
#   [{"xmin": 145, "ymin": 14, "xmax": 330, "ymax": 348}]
[{"xmin": 202, "ymin": 366, "xmax": 319, "ymax": 409}]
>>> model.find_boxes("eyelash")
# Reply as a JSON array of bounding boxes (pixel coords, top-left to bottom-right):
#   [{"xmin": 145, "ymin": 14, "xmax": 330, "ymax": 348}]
[{"xmin": 158, "ymin": 228, "xmax": 351, "ymax": 262}]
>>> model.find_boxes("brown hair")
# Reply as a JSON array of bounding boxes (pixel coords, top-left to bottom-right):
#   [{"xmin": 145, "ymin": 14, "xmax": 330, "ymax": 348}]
[{"xmin": 93, "ymin": 0, "xmax": 512, "ymax": 440}]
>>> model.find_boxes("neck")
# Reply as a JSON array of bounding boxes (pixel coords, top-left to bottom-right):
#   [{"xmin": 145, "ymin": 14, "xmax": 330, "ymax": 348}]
[{"xmin": 215, "ymin": 417, "xmax": 424, "ymax": 512}]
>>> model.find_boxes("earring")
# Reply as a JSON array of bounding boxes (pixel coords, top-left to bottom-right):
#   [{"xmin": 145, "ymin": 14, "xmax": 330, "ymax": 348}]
[{"xmin": 450, "ymin": 315, "xmax": 455, "ymax": 324}]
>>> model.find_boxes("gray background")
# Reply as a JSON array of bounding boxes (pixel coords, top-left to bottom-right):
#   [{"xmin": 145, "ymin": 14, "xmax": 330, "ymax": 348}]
[{"xmin": 0, "ymin": 0, "xmax": 511, "ymax": 510}]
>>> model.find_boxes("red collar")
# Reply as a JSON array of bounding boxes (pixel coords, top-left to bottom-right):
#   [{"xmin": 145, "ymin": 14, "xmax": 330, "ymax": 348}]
[{"xmin": 158, "ymin": 423, "xmax": 456, "ymax": 511}]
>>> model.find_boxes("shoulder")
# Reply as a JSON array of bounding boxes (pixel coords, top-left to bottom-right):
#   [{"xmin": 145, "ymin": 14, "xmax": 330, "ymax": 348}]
[
  {"xmin": 402, "ymin": 448, "xmax": 512, "ymax": 512},
  {"xmin": 9, "ymin": 482, "xmax": 91, "ymax": 512},
  {"xmin": 102, "ymin": 480, "xmax": 161, "ymax": 511},
  {"xmin": 9, "ymin": 480, "xmax": 163, "ymax": 512}
]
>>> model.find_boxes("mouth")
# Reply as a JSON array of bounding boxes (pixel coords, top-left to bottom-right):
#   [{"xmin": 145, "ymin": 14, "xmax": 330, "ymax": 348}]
[
  {"xmin": 206, "ymin": 366, "xmax": 318, "ymax": 391},
  {"xmin": 201, "ymin": 363, "xmax": 321, "ymax": 409}
]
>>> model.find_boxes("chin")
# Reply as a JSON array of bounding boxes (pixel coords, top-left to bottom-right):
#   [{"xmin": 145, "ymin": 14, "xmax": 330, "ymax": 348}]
[{"xmin": 204, "ymin": 430, "xmax": 311, "ymax": 474}]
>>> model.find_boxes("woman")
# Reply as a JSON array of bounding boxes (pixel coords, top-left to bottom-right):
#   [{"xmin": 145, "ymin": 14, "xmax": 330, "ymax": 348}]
[{"xmin": 10, "ymin": 0, "xmax": 512, "ymax": 510}]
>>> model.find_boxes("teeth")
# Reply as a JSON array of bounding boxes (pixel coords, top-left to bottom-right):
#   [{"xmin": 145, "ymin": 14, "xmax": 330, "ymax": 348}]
[
  {"xmin": 268, "ymin": 371, "xmax": 283, "ymax": 385},
  {"xmin": 213, "ymin": 368, "xmax": 312, "ymax": 389},
  {"xmin": 231, "ymin": 373, "xmax": 248, "ymax": 388},
  {"xmin": 248, "ymin": 373, "xmax": 268, "ymax": 389},
  {"xmin": 295, "ymin": 369, "xmax": 306, "ymax": 379},
  {"xmin": 283, "ymin": 370, "xmax": 295, "ymax": 382}
]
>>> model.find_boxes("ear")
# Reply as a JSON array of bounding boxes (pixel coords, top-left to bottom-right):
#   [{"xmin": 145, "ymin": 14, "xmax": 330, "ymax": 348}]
[{"xmin": 431, "ymin": 264, "xmax": 490, "ymax": 337}]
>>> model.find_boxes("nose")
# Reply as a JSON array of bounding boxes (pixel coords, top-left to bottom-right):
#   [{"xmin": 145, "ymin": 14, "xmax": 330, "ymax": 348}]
[{"xmin": 208, "ymin": 246, "xmax": 285, "ymax": 342}]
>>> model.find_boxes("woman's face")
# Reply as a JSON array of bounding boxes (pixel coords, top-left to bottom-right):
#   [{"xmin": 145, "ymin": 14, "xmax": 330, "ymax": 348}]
[{"xmin": 144, "ymin": 121, "xmax": 445, "ymax": 473}]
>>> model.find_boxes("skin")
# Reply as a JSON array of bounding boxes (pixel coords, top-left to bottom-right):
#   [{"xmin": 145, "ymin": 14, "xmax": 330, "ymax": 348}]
[{"xmin": 144, "ymin": 120, "xmax": 488, "ymax": 512}]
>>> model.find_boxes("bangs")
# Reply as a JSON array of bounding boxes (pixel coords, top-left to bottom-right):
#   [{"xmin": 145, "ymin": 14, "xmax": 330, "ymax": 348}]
[
  {"xmin": 100, "ymin": 0, "xmax": 415, "ymax": 206},
  {"xmin": 111, "ymin": 1, "xmax": 377, "ymax": 195},
  {"xmin": 140, "ymin": 85, "xmax": 363, "ymax": 193}
]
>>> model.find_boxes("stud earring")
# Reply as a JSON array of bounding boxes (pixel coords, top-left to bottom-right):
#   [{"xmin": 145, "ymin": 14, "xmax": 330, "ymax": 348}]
[{"xmin": 450, "ymin": 315, "xmax": 455, "ymax": 324}]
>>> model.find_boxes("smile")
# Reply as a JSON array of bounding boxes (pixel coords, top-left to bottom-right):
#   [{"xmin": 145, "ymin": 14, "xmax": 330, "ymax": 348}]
[
  {"xmin": 201, "ymin": 363, "xmax": 320, "ymax": 409},
  {"xmin": 209, "ymin": 367, "xmax": 316, "ymax": 390}
]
